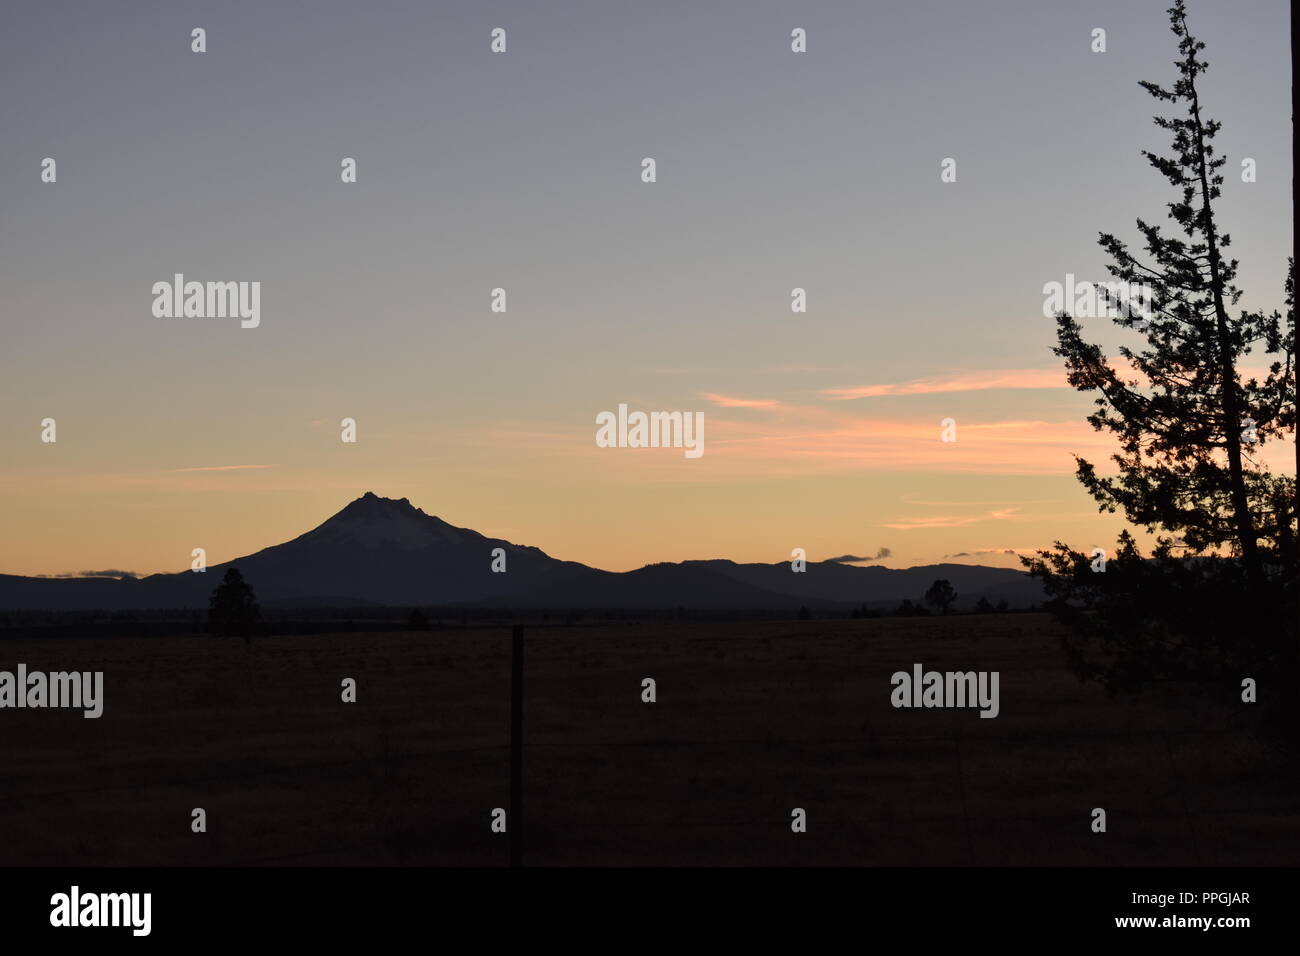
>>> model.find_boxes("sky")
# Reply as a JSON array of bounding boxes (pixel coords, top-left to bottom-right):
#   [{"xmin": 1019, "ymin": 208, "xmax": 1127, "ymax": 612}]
[{"xmin": 0, "ymin": 0, "xmax": 1292, "ymax": 577}]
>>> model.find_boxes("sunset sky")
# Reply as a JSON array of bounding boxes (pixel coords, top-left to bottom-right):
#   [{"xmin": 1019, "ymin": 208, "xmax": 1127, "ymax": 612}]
[{"xmin": 0, "ymin": 0, "xmax": 1292, "ymax": 577}]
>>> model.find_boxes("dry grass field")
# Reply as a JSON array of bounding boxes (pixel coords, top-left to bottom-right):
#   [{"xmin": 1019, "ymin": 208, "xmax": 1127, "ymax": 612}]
[{"xmin": 0, "ymin": 613, "xmax": 1294, "ymax": 865}]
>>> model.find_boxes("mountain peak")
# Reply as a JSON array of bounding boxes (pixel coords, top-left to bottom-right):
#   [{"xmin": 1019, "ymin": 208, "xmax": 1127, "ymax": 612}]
[
  {"xmin": 299, "ymin": 492, "xmax": 456, "ymax": 550},
  {"xmin": 344, "ymin": 492, "xmax": 422, "ymax": 515},
  {"xmin": 360, "ymin": 491, "xmax": 407, "ymax": 503}
]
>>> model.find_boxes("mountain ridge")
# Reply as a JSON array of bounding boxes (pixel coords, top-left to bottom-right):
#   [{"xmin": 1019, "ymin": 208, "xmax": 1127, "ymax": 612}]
[{"xmin": 0, "ymin": 493, "xmax": 1043, "ymax": 611}]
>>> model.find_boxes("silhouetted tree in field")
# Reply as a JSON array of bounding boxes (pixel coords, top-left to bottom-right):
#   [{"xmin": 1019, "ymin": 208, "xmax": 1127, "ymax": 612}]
[
  {"xmin": 924, "ymin": 579, "xmax": 958, "ymax": 614},
  {"xmin": 974, "ymin": 596, "xmax": 995, "ymax": 614},
  {"xmin": 209, "ymin": 567, "xmax": 260, "ymax": 643},
  {"xmin": 1025, "ymin": 1, "xmax": 1297, "ymax": 750},
  {"xmin": 893, "ymin": 598, "xmax": 929, "ymax": 617},
  {"xmin": 406, "ymin": 608, "xmax": 430, "ymax": 630}
]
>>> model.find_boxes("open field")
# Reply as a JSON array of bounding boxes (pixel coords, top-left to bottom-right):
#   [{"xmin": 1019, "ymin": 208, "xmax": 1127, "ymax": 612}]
[{"xmin": 0, "ymin": 613, "xmax": 1294, "ymax": 865}]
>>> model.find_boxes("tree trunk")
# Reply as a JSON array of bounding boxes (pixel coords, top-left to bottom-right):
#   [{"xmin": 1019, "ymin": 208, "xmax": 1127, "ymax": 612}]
[{"xmin": 1184, "ymin": 30, "xmax": 1262, "ymax": 582}]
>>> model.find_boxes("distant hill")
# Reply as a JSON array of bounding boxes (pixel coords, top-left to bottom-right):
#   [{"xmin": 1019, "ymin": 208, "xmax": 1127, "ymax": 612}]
[
  {"xmin": 682, "ymin": 558, "xmax": 1039, "ymax": 608},
  {"xmin": 0, "ymin": 492, "xmax": 1043, "ymax": 611}
]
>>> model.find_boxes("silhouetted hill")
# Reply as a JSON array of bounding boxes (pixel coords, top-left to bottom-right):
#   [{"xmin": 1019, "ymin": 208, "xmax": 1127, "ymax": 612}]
[
  {"xmin": 0, "ymin": 493, "xmax": 1044, "ymax": 611},
  {"xmin": 684, "ymin": 559, "xmax": 1040, "ymax": 607},
  {"xmin": 505, "ymin": 562, "xmax": 810, "ymax": 609}
]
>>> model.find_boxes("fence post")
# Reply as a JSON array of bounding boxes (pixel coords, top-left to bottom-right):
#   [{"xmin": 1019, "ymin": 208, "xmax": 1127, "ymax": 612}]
[{"xmin": 510, "ymin": 625, "xmax": 524, "ymax": 866}]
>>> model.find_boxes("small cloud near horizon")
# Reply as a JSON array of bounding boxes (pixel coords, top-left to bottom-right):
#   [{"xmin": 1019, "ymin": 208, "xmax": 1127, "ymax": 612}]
[
  {"xmin": 824, "ymin": 547, "xmax": 893, "ymax": 563},
  {"xmin": 36, "ymin": 569, "xmax": 138, "ymax": 580},
  {"xmin": 944, "ymin": 548, "xmax": 1039, "ymax": 558}
]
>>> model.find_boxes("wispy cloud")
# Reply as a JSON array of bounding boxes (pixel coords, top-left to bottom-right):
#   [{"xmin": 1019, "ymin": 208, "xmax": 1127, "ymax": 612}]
[
  {"xmin": 699, "ymin": 392, "xmax": 781, "ymax": 409},
  {"xmin": 167, "ymin": 464, "xmax": 275, "ymax": 473},
  {"xmin": 702, "ymin": 413, "xmax": 1109, "ymax": 477},
  {"xmin": 465, "ymin": 391, "xmax": 1294, "ymax": 483},
  {"xmin": 883, "ymin": 508, "xmax": 1021, "ymax": 530},
  {"xmin": 479, "ymin": 406, "xmax": 1119, "ymax": 479},
  {"xmin": 826, "ymin": 363, "xmax": 1283, "ymax": 403},
  {"xmin": 822, "ymin": 369, "xmax": 1067, "ymax": 400}
]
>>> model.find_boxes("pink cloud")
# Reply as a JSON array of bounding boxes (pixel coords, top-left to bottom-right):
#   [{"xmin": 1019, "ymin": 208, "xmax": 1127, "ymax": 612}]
[
  {"xmin": 822, "ymin": 369, "xmax": 1068, "ymax": 400},
  {"xmin": 826, "ymin": 363, "xmax": 1285, "ymax": 403},
  {"xmin": 469, "ymin": 395, "xmax": 1295, "ymax": 482},
  {"xmin": 167, "ymin": 464, "xmax": 275, "ymax": 473},
  {"xmin": 699, "ymin": 392, "xmax": 782, "ymax": 409},
  {"xmin": 883, "ymin": 508, "xmax": 1022, "ymax": 530},
  {"xmin": 700, "ymin": 412, "xmax": 1105, "ymax": 476}
]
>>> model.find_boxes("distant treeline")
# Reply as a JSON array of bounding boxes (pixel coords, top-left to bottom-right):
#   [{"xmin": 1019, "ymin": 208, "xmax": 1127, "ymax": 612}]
[{"xmin": 0, "ymin": 600, "xmax": 1038, "ymax": 639}]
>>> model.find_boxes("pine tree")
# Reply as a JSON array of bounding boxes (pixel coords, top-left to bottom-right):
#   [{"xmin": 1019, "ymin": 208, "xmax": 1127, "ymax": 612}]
[
  {"xmin": 209, "ymin": 567, "xmax": 260, "ymax": 641},
  {"xmin": 1025, "ymin": 1, "xmax": 1296, "ymax": 746},
  {"xmin": 1049, "ymin": 0, "xmax": 1294, "ymax": 574}
]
